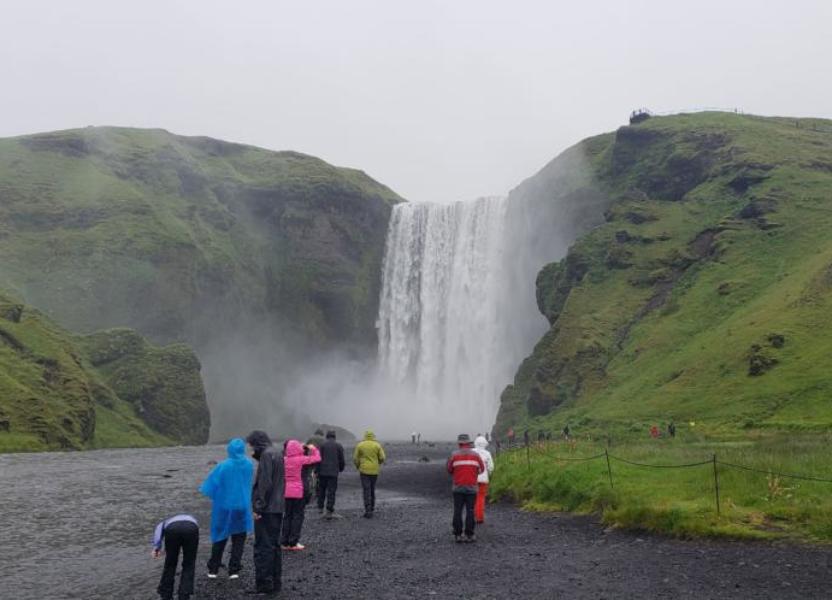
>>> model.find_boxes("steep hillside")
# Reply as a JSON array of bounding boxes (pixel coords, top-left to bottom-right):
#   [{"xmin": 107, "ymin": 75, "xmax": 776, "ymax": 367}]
[
  {"xmin": 0, "ymin": 127, "xmax": 402, "ymax": 438},
  {"xmin": 0, "ymin": 293, "xmax": 207, "ymax": 451},
  {"xmin": 0, "ymin": 126, "xmax": 401, "ymax": 346},
  {"xmin": 496, "ymin": 113, "xmax": 832, "ymax": 436}
]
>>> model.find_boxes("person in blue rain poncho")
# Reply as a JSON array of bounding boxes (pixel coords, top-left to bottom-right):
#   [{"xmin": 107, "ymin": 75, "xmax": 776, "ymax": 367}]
[{"xmin": 199, "ymin": 438, "xmax": 254, "ymax": 580}]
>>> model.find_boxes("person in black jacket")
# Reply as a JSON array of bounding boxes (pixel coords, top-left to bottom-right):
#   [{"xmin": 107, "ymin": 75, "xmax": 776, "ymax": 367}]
[
  {"xmin": 246, "ymin": 430, "xmax": 285, "ymax": 596},
  {"xmin": 317, "ymin": 430, "xmax": 346, "ymax": 519}
]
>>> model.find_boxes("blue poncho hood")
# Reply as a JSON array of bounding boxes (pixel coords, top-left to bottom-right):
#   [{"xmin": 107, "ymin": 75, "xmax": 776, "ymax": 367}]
[{"xmin": 199, "ymin": 438, "xmax": 255, "ymax": 542}]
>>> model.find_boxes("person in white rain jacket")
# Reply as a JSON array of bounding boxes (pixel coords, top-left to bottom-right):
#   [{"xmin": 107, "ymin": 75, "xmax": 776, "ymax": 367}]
[{"xmin": 473, "ymin": 435, "xmax": 495, "ymax": 524}]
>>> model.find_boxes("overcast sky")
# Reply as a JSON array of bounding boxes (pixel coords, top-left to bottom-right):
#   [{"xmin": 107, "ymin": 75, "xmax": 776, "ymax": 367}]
[{"xmin": 3, "ymin": 1, "xmax": 830, "ymax": 203}]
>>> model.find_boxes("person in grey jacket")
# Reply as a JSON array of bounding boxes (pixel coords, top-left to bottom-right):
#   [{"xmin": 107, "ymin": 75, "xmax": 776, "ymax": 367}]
[
  {"xmin": 246, "ymin": 430, "xmax": 285, "ymax": 596},
  {"xmin": 316, "ymin": 430, "xmax": 345, "ymax": 518}
]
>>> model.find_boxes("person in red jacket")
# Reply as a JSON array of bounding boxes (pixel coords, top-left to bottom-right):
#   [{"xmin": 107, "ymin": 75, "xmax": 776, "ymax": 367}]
[{"xmin": 447, "ymin": 433, "xmax": 485, "ymax": 543}]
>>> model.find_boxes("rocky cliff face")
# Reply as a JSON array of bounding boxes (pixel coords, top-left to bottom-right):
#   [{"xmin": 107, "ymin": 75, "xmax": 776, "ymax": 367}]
[
  {"xmin": 0, "ymin": 293, "xmax": 207, "ymax": 451},
  {"xmin": 0, "ymin": 127, "xmax": 402, "ymax": 440},
  {"xmin": 496, "ymin": 113, "xmax": 832, "ymax": 436}
]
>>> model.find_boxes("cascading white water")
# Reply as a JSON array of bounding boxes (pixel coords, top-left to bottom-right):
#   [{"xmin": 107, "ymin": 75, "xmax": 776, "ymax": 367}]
[{"xmin": 377, "ymin": 197, "xmax": 531, "ymax": 435}]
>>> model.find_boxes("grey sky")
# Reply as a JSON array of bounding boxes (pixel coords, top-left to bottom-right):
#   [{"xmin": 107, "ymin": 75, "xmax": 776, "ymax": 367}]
[{"xmin": 3, "ymin": 0, "xmax": 830, "ymax": 203}]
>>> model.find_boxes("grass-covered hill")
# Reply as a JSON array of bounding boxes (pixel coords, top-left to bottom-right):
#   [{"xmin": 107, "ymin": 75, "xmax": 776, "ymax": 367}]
[
  {"xmin": 0, "ymin": 126, "xmax": 402, "ymax": 347},
  {"xmin": 0, "ymin": 126, "xmax": 403, "ymax": 441},
  {"xmin": 0, "ymin": 293, "xmax": 208, "ymax": 452},
  {"xmin": 496, "ymin": 112, "xmax": 832, "ymax": 437}
]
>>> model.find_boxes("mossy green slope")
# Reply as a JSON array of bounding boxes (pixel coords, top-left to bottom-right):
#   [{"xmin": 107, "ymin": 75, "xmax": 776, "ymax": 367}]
[
  {"xmin": 0, "ymin": 293, "xmax": 207, "ymax": 451},
  {"xmin": 0, "ymin": 126, "xmax": 402, "ymax": 347},
  {"xmin": 496, "ymin": 112, "xmax": 832, "ymax": 436}
]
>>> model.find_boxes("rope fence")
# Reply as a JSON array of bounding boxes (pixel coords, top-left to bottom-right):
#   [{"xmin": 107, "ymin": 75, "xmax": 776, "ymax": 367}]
[{"xmin": 497, "ymin": 442, "xmax": 832, "ymax": 516}]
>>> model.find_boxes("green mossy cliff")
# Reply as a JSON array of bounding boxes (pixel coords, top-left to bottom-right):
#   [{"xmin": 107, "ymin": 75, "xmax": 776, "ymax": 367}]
[
  {"xmin": 0, "ymin": 126, "xmax": 402, "ymax": 444},
  {"xmin": 496, "ymin": 112, "xmax": 832, "ymax": 436},
  {"xmin": 0, "ymin": 294, "xmax": 208, "ymax": 451},
  {"xmin": 0, "ymin": 126, "xmax": 402, "ymax": 347}
]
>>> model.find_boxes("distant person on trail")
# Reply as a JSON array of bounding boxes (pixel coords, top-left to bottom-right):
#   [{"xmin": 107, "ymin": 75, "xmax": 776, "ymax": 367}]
[
  {"xmin": 246, "ymin": 430, "xmax": 285, "ymax": 596},
  {"xmin": 523, "ymin": 429, "xmax": 530, "ymax": 447},
  {"xmin": 447, "ymin": 434, "xmax": 485, "ymax": 542},
  {"xmin": 562, "ymin": 424, "xmax": 570, "ymax": 440},
  {"xmin": 507, "ymin": 428, "xmax": 515, "ymax": 445},
  {"xmin": 354, "ymin": 429, "xmax": 386, "ymax": 518},
  {"xmin": 199, "ymin": 438, "xmax": 254, "ymax": 580},
  {"xmin": 317, "ymin": 430, "xmax": 346, "ymax": 519},
  {"xmin": 282, "ymin": 440, "xmax": 321, "ymax": 550},
  {"xmin": 650, "ymin": 425, "xmax": 660, "ymax": 438},
  {"xmin": 668, "ymin": 421, "xmax": 676, "ymax": 438},
  {"xmin": 151, "ymin": 514, "xmax": 199, "ymax": 600},
  {"xmin": 473, "ymin": 435, "xmax": 495, "ymax": 524},
  {"xmin": 417, "ymin": 432, "xmax": 421, "ymax": 445}
]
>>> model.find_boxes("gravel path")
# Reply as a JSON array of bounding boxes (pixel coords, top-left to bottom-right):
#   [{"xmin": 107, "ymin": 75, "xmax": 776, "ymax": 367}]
[
  {"xmin": 196, "ymin": 442, "xmax": 831, "ymax": 600},
  {"xmin": 1, "ymin": 442, "xmax": 829, "ymax": 599}
]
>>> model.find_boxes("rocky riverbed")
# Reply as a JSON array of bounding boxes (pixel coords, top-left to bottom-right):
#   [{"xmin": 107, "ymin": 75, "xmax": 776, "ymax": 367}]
[{"xmin": 1, "ymin": 442, "xmax": 829, "ymax": 599}]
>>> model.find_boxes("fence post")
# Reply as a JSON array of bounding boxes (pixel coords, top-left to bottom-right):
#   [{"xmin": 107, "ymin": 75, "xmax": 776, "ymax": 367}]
[
  {"xmin": 712, "ymin": 453, "xmax": 720, "ymax": 516},
  {"xmin": 605, "ymin": 448, "xmax": 614, "ymax": 489}
]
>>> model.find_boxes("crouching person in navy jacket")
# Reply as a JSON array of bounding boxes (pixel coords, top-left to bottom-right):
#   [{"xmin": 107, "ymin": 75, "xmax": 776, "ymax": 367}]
[
  {"xmin": 151, "ymin": 514, "xmax": 199, "ymax": 600},
  {"xmin": 447, "ymin": 434, "xmax": 484, "ymax": 543}
]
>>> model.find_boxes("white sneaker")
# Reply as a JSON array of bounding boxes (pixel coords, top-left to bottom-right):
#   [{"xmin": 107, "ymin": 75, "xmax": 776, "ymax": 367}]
[
  {"xmin": 207, "ymin": 573, "xmax": 218, "ymax": 579},
  {"xmin": 229, "ymin": 573, "xmax": 240, "ymax": 580}
]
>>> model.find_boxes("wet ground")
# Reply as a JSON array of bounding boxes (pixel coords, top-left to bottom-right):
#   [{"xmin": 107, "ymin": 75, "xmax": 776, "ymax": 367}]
[{"xmin": 1, "ymin": 442, "xmax": 830, "ymax": 599}]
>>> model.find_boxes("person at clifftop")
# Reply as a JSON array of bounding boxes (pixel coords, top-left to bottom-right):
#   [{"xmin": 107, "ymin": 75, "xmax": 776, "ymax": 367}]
[
  {"xmin": 354, "ymin": 429, "xmax": 386, "ymax": 518},
  {"xmin": 317, "ymin": 430, "xmax": 346, "ymax": 519},
  {"xmin": 199, "ymin": 438, "xmax": 254, "ymax": 580},
  {"xmin": 447, "ymin": 433, "xmax": 485, "ymax": 543},
  {"xmin": 282, "ymin": 440, "xmax": 321, "ymax": 550},
  {"xmin": 245, "ymin": 430, "xmax": 285, "ymax": 596},
  {"xmin": 473, "ymin": 435, "xmax": 495, "ymax": 524}
]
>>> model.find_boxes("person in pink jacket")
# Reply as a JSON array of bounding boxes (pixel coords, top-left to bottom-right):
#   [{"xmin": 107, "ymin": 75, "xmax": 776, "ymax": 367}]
[{"xmin": 281, "ymin": 440, "xmax": 321, "ymax": 550}]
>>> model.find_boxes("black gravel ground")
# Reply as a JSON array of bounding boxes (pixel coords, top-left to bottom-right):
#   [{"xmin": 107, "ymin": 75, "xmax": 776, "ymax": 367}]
[
  {"xmin": 2, "ymin": 442, "xmax": 829, "ymax": 599},
  {"xmin": 195, "ymin": 442, "xmax": 832, "ymax": 600}
]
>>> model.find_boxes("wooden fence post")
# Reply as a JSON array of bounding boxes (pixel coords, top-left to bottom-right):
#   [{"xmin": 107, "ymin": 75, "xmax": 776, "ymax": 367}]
[
  {"xmin": 712, "ymin": 454, "xmax": 721, "ymax": 516},
  {"xmin": 605, "ymin": 448, "xmax": 614, "ymax": 489}
]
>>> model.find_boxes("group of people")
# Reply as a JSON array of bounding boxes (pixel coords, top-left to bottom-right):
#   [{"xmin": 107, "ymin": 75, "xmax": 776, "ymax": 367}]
[
  {"xmin": 151, "ymin": 428, "xmax": 385, "ymax": 599},
  {"xmin": 151, "ymin": 429, "xmax": 496, "ymax": 599}
]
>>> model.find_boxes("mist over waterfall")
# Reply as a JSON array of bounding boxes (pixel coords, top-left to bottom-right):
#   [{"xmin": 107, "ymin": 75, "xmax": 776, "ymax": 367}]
[
  {"xmin": 375, "ymin": 197, "xmax": 549, "ymax": 436},
  {"xmin": 290, "ymin": 150, "xmax": 596, "ymax": 439}
]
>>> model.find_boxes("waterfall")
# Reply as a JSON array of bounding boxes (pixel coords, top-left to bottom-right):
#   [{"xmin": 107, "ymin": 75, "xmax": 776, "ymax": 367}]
[{"xmin": 377, "ymin": 197, "xmax": 542, "ymax": 435}]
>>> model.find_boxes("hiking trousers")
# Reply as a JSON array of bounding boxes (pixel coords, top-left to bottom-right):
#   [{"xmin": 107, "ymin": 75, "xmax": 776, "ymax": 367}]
[
  {"xmin": 360, "ymin": 473, "xmax": 378, "ymax": 513},
  {"xmin": 281, "ymin": 498, "xmax": 306, "ymax": 546},
  {"xmin": 475, "ymin": 483, "xmax": 489, "ymax": 523},
  {"xmin": 207, "ymin": 532, "xmax": 246, "ymax": 575},
  {"xmin": 158, "ymin": 520, "xmax": 199, "ymax": 600},
  {"xmin": 317, "ymin": 475, "xmax": 339, "ymax": 513},
  {"xmin": 452, "ymin": 491, "xmax": 477, "ymax": 537},
  {"xmin": 253, "ymin": 513, "xmax": 282, "ymax": 593}
]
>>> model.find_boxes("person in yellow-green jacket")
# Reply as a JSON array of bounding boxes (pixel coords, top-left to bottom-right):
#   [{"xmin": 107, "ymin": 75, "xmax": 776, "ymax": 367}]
[{"xmin": 353, "ymin": 430, "xmax": 386, "ymax": 518}]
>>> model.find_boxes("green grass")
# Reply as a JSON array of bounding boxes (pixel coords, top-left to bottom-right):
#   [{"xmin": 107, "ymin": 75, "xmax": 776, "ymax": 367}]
[
  {"xmin": 491, "ymin": 432, "xmax": 832, "ymax": 542},
  {"xmin": 90, "ymin": 403, "xmax": 171, "ymax": 449}
]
